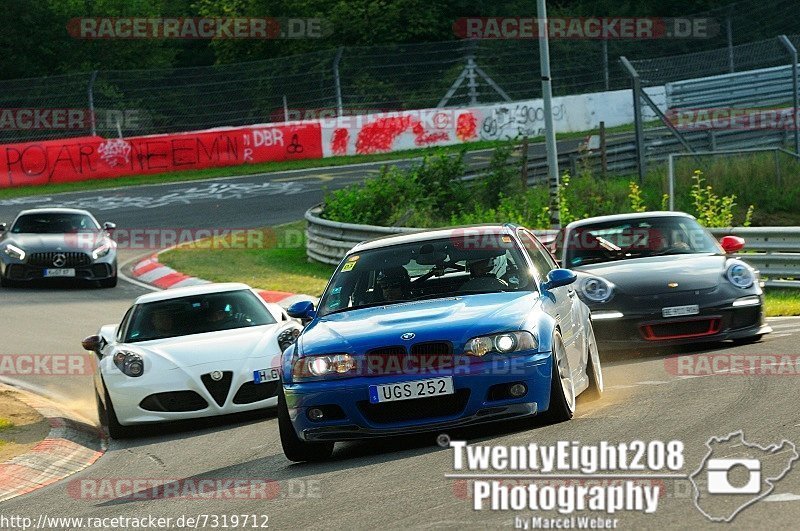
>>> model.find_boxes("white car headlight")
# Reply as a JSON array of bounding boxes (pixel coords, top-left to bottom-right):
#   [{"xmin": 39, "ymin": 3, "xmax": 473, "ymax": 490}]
[
  {"xmin": 580, "ymin": 276, "xmax": 613, "ymax": 303},
  {"xmin": 465, "ymin": 331, "xmax": 537, "ymax": 357},
  {"xmin": 726, "ymin": 261, "xmax": 754, "ymax": 288},
  {"xmin": 113, "ymin": 351, "xmax": 144, "ymax": 377},
  {"xmin": 3, "ymin": 244, "xmax": 25, "ymax": 260}
]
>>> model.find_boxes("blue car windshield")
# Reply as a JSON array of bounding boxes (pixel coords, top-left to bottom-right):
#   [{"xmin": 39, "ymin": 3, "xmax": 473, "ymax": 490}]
[
  {"xmin": 317, "ymin": 235, "xmax": 534, "ymax": 317},
  {"xmin": 564, "ymin": 216, "xmax": 721, "ymax": 267}
]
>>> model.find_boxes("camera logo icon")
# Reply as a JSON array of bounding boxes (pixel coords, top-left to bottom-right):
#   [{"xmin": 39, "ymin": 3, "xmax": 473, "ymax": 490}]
[
  {"xmin": 690, "ymin": 431, "xmax": 798, "ymax": 522},
  {"xmin": 706, "ymin": 458, "xmax": 761, "ymax": 494}
]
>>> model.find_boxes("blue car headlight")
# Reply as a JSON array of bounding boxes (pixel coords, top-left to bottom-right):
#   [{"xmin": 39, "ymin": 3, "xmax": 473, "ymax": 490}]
[
  {"xmin": 113, "ymin": 351, "xmax": 144, "ymax": 377},
  {"xmin": 293, "ymin": 353, "xmax": 356, "ymax": 381},
  {"xmin": 464, "ymin": 331, "xmax": 537, "ymax": 357},
  {"xmin": 3, "ymin": 244, "xmax": 25, "ymax": 260},
  {"xmin": 726, "ymin": 261, "xmax": 754, "ymax": 288}
]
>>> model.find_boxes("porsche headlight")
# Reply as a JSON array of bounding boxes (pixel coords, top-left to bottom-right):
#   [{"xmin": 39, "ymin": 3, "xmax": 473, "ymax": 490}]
[
  {"xmin": 113, "ymin": 351, "xmax": 144, "ymax": 377},
  {"xmin": 92, "ymin": 241, "xmax": 112, "ymax": 260},
  {"xmin": 726, "ymin": 261, "xmax": 754, "ymax": 289},
  {"xmin": 3, "ymin": 244, "xmax": 25, "ymax": 260},
  {"xmin": 278, "ymin": 327, "xmax": 301, "ymax": 351},
  {"xmin": 292, "ymin": 354, "xmax": 356, "ymax": 380},
  {"xmin": 580, "ymin": 276, "xmax": 613, "ymax": 303},
  {"xmin": 465, "ymin": 331, "xmax": 537, "ymax": 357}
]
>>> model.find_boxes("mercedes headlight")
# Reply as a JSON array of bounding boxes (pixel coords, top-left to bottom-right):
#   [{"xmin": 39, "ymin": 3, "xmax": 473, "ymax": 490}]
[
  {"xmin": 580, "ymin": 276, "xmax": 613, "ymax": 303},
  {"xmin": 92, "ymin": 241, "xmax": 113, "ymax": 259},
  {"xmin": 726, "ymin": 261, "xmax": 754, "ymax": 288},
  {"xmin": 3, "ymin": 244, "xmax": 25, "ymax": 260},
  {"xmin": 465, "ymin": 331, "xmax": 537, "ymax": 357},
  {"xmin": 113, "ymin": 351, "xmax": 144, "ymax": 377},
  {"xmin": 292, "ymin": 354, "xmax": 356, "ymax": 380}
]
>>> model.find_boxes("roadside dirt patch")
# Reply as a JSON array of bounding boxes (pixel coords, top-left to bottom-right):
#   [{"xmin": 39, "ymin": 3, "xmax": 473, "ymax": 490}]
[{"xmin": 0, "ymin": 389, "xmax": 49, "ymax": 462}]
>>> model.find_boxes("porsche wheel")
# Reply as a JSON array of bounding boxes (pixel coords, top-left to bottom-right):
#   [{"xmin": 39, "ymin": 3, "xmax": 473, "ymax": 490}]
[
  {"xmin": 278, "ymin": 387, "xmax": 334, "ymax": 462},
  {"xmin": 542, "ymin": 331, "xmax": 575, "ymax": 423},
  {"xmin": 0, "ymin": 276, "xmax": 15, "ymax": 288}
]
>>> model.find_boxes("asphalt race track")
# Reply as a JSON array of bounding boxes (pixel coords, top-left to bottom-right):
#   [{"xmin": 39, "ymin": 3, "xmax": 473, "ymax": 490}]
[{"xmin": 1, "ymin": 148, "xmax": 800, "ymax": 529}]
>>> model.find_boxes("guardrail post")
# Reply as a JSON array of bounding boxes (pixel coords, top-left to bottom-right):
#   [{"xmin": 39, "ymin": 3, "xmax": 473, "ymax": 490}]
[
  {"xmin": 620, "ymin": 57, "xmax": 646, "ymax": 182},
  {"xmin": 778, "ymin": 35, "xmax": 799, "ymax": 155}
]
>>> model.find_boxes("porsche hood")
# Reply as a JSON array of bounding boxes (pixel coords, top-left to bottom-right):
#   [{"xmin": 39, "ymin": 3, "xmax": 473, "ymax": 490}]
[{"xmin": 575, "ymin": 253, "xmax": 729, "ymax": 295}]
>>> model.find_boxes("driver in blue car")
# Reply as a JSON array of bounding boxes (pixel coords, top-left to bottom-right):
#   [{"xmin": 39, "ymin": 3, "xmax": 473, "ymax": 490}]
[{"xmin": 376, "ymin": 267, "xmax": 411, "ymax": 302}]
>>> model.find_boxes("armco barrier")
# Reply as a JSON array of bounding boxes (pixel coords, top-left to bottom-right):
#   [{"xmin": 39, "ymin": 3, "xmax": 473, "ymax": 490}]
[
  {"xmin": 306, "ymin": 207, "xmax": 800, "ymax": 289},
  {"xmin": 305, "ymin": 205, "xmax": 558, "ymax": 265},
  {"xmin": 709, "ymin": 227, "xmax": 800, "ymax": 289}
]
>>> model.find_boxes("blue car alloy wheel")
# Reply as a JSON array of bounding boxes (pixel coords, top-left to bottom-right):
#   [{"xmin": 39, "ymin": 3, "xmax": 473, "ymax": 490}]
[{"xmin": 278, "ymin": 225, "xmax": 603, "ymax": 462}]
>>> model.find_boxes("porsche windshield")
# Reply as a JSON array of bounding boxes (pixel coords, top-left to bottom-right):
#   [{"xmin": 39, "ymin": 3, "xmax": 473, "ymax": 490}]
[
  {"xmin": 317, "ymin": 234, "xmax": 533, "ymax": 317},
  {"xmin": 564, "ymin": 216, "xmax": 721, "ymax": 267},
  {"xmin": 11, "ymin": 213, "xmax": 99, "ymax": 234},
  {"xmin": 124, "ymin": 289, "xmax": 276, "ymax": 342}
]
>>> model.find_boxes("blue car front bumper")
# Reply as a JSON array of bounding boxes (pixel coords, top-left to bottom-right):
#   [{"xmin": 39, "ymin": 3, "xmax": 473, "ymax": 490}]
[{"xmin": 284, "ymin": 350, "xmax": 553, "ymax": 441}]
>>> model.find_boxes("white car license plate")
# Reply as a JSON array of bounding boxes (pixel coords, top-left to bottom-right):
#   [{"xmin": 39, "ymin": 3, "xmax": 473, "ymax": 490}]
[
  {"xmin": 662, "ymin": 304, "xmax": 699, "ymax": 318},
  {"xmin": 253, "ymin": 368, "xmax": 280, "ymax": 384},
  {"xmin": 44, "ymin": 268, "xmax": 75, "ymax": 277},
  {"xmin": 369, "ymin": 376, "xmax": 454, "ymax": 404}
]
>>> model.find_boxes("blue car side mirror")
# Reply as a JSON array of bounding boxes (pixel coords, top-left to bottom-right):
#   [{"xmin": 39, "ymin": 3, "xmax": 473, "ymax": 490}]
[
  {"xmin": 541, "ymin": 268, "xmax": 577, "ymax": 291},
  {"xmin": 287, "ymin": 300, "xmax": 316, "ymax": 320}
]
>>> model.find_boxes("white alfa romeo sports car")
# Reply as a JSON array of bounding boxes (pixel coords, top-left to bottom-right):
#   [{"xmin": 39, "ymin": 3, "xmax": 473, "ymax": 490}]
[{"xmin": 82, "ymin": 283, "xmax": 302, "ymax": 438}]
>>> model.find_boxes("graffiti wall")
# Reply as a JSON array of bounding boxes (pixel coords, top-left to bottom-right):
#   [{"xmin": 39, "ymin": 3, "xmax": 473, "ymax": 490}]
[
  {"xmin": 319, "ymin": 87, "xmax": 666, "ymax": 157},
  {"xmin": 0, "ymin": 86, "xmax": 664, "ymax": 188},
  {"xmin": 0, "ymin": 123, "xmax": 322, "ymax": 188}
]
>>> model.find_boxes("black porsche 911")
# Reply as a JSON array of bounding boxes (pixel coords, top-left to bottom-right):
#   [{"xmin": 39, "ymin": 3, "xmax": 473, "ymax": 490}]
[{"xmin": 559, "ymin": 212, "xmax": 771, "ymax": 348}]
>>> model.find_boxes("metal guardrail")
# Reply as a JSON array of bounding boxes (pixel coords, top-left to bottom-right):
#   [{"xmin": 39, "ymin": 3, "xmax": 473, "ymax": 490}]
[
  {"xmin": 305, "ymin": 205, "xmax": 557, "ymax": 265},
  {"xmin": 666, "ymin": 64, "xmax": 798, "ymax": 109},
  {"xmin": 307, "ymin": 207, "xmax": 800, "ymax": 288},
  {"xmin": 709, "ymin": 227, "xmax": 800, "ymax": 289}
]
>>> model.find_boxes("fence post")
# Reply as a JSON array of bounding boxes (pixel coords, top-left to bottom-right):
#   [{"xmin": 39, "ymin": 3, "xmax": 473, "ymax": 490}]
[
  {"xmin": 778, "ymin": 35, "xmax": 799, "ymax": 155},
  {"xmin": 333, "ymin": 47, "xmax": 344, "ymax": 117},
  {"xmin": 667, "ymin": 154, "xmax": 675, "ymax": 211},
  {"xmin": 282, "ymin": 95, "xmax": 289, "ymax": 122},
  {"xmin": 620, "ymin": 57, "xmax": 646, "ymax": 182},
  {"xmin": 87, "ymin": 70, "xmax": 98, "ymax": 137},
  {"xmin": 725, "ymin": 15, "xmax": 734, "ymax": 73},
  {"xmin": 599, "ymin": 121, "xmax": 607, "ymax": 177},
  {"xmin": 520, "ymin": 136, "xmax": 529, "ymax": 187},
  {"xmin": 602, "ymin": 40, "xmax": 609, "ymax": 91},
  {"xmin": 466, "ymin": 55, "xmax": 478, "ymax": 106}
]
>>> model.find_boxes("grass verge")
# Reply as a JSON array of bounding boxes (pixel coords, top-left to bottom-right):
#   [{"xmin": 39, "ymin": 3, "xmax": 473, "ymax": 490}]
[{"xmin": 158, "ymin": 222, "xmax": 800, "ymax": 316}]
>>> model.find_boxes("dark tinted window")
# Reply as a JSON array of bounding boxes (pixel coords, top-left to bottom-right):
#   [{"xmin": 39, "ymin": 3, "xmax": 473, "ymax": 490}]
[
  {"xmin": 564, "ymin": 216, "xmax": 720, "ymax": 267},
  {"xmin": 125, "ymin": 289, "xmax": 276, "ymax": 343},
  {"xmin": 317, "ymin": 234, "xmax": 534, "ymax": 317},
  {"xmin": 12, "ymin": 213, "xmax": 98, "ymax": 234}
]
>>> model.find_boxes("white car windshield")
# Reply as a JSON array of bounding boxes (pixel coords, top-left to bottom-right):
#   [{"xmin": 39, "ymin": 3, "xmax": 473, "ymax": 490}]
[{"xmin": 124, "ymin": 289, "xmax": 276, "ymax": 342}]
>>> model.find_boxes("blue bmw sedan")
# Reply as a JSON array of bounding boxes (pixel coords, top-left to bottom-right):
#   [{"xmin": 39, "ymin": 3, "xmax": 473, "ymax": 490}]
[{"xmin": 279, "ymin": 224, "xmax": 603, "ymax": 461}]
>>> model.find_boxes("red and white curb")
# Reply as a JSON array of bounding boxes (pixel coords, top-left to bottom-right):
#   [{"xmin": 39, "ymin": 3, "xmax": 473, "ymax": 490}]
[
  {"xmin": 0, "ymin": 384, "xmax": 106, "ymax": 502},
  {"xmin": 129, "ymin": 253, "xmax": 316, "ymax": 308}
]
